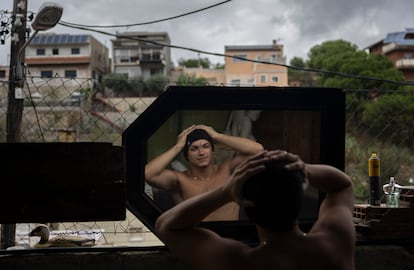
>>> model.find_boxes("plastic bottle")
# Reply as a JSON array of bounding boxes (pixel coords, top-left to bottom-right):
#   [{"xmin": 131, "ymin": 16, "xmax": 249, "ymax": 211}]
[
  {"xmin": 383, "ymin": 176, "xmax": 401, "ymax": 208},
  {"xmin": 368, "ymin": 152, "xmax": 381, "ymax": 206}
]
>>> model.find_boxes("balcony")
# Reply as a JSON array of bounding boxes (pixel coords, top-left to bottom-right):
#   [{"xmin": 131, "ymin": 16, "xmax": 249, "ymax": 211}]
[
  {"xmin": 114, "ymin": 54, "xmax": 164, "ymax": 65},
  {"xmin": 382, "ymin": 43, "xmax": 397, "ymax": 54},
  {"xmin": 140, "ymin": 53, "xmax": 162, "ymax": 63},
  {"xmin": 396, "ymin": 58, "xmax": 414, "ymax": 69}
]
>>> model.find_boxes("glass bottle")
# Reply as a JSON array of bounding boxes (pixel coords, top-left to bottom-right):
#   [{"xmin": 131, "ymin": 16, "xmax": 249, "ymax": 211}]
[{"xmin": 383, "ymin": 176, "xmax": 401, "ymax": 208}]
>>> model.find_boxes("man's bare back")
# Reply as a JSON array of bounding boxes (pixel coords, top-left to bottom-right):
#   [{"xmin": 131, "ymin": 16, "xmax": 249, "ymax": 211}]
[{"xmin": 155, "ymin": 150, "xmax": 355, "ymax": 270}]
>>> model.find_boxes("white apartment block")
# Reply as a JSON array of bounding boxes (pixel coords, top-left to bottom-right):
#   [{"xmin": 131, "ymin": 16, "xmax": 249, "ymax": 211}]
[{"xmin": 111, "ymin": 32, "xmax": 171, "ymax": 80}]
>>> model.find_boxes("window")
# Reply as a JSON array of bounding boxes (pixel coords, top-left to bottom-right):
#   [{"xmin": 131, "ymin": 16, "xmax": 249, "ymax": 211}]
[
  {"xmin": 71, "ymin": 48, "xmax": 80, "ymax": 55},
  {"xmin": 36, "ymin": 48, "xmax": 45, "ymax": 55},
  {"xmin": 150, "ymin": 68, "xmax": 163, "ymax": 76},
  {"xmin": 260, "ymin": 75, "xmax": 266, "ymax": 83},
  {"xmin": 403, "ymin": 53, "xmax": 413, "ymax": 59},
  {"xmin": 52, "ymin": 48, "xmax": 59, "ymax": 55},
  {"xmin": 65, "ymin": 70, "xmax": 77, "ymax": 78},
  {"xmin": 0, "ymin": 70, "xmax": 5, "ymax": 78},
  {"xmin": 40, "ymin": 70, "xmax": 53, "ymax": 78},
  {"xmin": 152, "ymin": 51, "xmax": 161, "ymax": 61},
  {"xmin": 232, "ymin": 54, "xmax": 248, "ymax": 63},
  {"xmin": 272, "ymin": 76, "xmax": 278, "ymax": 83},
  {"xmin": 231, "ymin": 79, "xmax": 241, "ymax": 86}
]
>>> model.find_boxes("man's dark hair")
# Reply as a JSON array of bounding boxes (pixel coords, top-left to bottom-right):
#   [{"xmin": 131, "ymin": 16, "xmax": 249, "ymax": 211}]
[
  {"xmin": 182, "ymin": 129, "xmax": 214, "ymax": 159},
  {"xmin": 242, "ymin": 159, "xmax": 304, "ymax": 232}
]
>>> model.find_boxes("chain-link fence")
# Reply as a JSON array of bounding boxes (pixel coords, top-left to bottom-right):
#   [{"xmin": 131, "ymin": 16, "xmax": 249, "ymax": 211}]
[
  {"xmin": 0, "ymin": 76, "xmax": 161, "ymax": 249},
  {"xmin": 1, "ymin": 75, "xmax": 414, "ymax": 249}
]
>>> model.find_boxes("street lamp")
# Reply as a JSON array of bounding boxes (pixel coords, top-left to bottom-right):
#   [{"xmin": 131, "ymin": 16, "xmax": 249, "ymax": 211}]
[{"xmin": 15, "ymin": 2, "xmax": 63, "ymax": 83}]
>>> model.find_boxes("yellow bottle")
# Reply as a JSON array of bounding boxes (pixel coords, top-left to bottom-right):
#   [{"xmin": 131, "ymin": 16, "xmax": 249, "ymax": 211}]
[{"xmin": 368, "ymin": 152, "xmax": 381, "ymax": 206}]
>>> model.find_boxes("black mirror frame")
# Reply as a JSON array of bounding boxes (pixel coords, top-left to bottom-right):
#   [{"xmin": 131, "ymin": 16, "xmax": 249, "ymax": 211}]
[{"xmin": 122, "ymin": 85, "xmax": 345, "ymax": 246}]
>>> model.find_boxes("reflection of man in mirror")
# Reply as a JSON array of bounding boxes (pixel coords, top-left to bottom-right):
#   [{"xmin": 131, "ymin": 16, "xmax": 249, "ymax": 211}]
[
  {"xmin": 145, "ymin": 124, "xmax": 264, "ymax": 221},
  {"xmin": 155, "ymin": 150, "xmax": 355, "ymax": 270},
  {"xmin": 223, "ymin": 110, "xmax": 262, "ymax": 141}
]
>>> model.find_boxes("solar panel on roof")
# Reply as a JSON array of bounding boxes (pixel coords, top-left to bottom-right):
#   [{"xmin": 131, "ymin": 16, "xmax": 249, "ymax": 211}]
[
  {"xmin": 31, "ymin": 36, "xmax": 38, "ymax": 44},
  {"xmin": 29, "ymin": 34, "xmax": 89, "ymax": 45},
  {"xmin": 47, "ymin": 35, "xmax": 53, "ymax": 44}
]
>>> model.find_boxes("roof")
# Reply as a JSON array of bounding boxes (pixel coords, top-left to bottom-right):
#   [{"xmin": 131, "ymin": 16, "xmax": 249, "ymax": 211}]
[
  {"xmin": 225, "ymin": 44, "xmax": 282, "ymax": 51},
  {"xmin": 383, "ymin": 28, "xmax": 414, "ymax": 45},
  {"xmin": 30, "ymin": 34, "xmax": 89, "ymax": 45}
]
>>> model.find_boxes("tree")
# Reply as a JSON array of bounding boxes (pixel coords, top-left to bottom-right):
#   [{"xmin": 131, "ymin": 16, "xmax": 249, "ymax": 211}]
[
  {"xmin": 306, "ymin": 39, "xmax": 406, "ymax": 90},
  {"xmin": 102, "ymin": 73, "xmax": 133, "ymax": 96},
  {"xmin": 130, "ymin": 75, "xmax": 168, "ymax": 97},
  {"xmin": 178, "ymin": 57, "xmax": 211, "ymax": 68},
  {"xmin": 103, "ymin": 73, "xmax": 168, "ymax": 97},
  {"xmin": 288, "ymin": 56, "xmax": 315, "ymax": 86},
  {"xmin": 144, "ymin": 75, "xmax": 168, "ymax": 96},
  {"xmin": 289, "ymin": 56, "xmax": 305, "ymax": 68},
  {"xmin": 176, "ymin": 74, "xmax": 208, "ymax": 86},
  {"xmin": 362, "ymin": 94, "xmax": 414, "ymax": 147},
  {"xmin": 306, "ymin": 39, "xmax": 411, "ymax": 132},
  {"xmin": 213, "ymin": 62, "xmax": 225, "ymax": 69}
]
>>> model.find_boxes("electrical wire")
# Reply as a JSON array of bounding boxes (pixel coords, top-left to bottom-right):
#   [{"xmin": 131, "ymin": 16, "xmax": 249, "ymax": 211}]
[
  {"xmin": 59, "ymin": 0, "xmax": 231, "ymax": 28},
  {"xmin": 57, "ymin": 21, "xmax": 414, "ymax": 87}
]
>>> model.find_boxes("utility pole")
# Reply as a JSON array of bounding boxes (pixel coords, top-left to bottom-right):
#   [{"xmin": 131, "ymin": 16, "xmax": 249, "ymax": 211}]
[
  {"xmin": 7, "ymin": 0, "xmax": 27, "ymax": 142},
  {"xmin": 1, "ymin": 0, "xmax": 27, "ymax": 249}
]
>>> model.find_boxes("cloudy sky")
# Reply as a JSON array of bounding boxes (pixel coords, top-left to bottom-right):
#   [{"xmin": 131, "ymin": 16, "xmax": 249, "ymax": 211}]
[{"xmin": 1, "ymin": 0, "xmax": 413, "ymax": 67}]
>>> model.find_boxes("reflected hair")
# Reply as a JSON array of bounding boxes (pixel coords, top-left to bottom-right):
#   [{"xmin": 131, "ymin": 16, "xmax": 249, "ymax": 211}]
[
  {"xmin": 242, "ymin": 159, "xmax": 304, "ymax": 232},
  {"xmin": 182, "ymin": 129, "xmax": 214, "ymax": 159}
]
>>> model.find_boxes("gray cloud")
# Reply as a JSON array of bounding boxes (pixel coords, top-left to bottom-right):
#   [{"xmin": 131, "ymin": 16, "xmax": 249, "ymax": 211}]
[{"xmin": 1, "ymin": 0, "xmax": 413, "ymax": 66}]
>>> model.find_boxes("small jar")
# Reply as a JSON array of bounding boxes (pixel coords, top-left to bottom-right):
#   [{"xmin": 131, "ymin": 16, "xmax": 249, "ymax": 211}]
[{"xmin": 383, "ymin": 176, "xmax": 401, "ymax": 208}]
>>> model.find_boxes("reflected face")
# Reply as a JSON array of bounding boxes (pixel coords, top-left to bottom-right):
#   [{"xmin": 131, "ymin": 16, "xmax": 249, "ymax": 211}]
[{"xmin": 186, "ymin": 139, "xmax": 213, "ymax": 167}]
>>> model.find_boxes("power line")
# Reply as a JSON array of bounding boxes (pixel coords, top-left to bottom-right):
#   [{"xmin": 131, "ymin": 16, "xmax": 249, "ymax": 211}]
[
  {"xmin": 59, "ymin": 0, "xmax": 232, "ymax": 28},
  {"xmin": 57, "ymin": 22, "xmax": 414, "ymax": 87}
]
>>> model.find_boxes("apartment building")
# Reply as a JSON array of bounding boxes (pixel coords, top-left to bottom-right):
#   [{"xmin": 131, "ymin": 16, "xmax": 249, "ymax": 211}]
[
  {"xmin": 25, "ymin": 33, "xmax": 109, "ymax": 83},
  {"xmin": 111, "ymin": 32, "xmax": 171, "ymax": 80},
  {"xmin": 0, "ymin": 65, "xmax": 9, "ymax": 81},
  {"xmin": 367, "ymin": 28, "xmax": 414, "ymax": 82},
  {"xmin": 224, "ymin": 39, "xmax": 288, "ymax": 86},
  {"xmin": 0, "ymin": 66, "xmax": 9, "ymax": 107}
]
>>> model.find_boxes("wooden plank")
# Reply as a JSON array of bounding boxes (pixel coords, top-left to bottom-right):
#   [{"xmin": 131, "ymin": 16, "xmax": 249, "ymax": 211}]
[
  {"xmin": 0, "ymin": 142, "xmax": 126, "ymax": 223},
  {"xmin": 354, "ymin": 203, "xmax": 414, "ymax": 240}
]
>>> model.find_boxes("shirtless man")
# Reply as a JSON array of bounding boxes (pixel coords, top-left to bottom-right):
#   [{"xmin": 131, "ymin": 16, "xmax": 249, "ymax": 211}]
[
  {"xmin": 155, "ymin": 150, "xmax": 355, "ymax": 270},
  {"xmin": 145, "ymin": 124, "xmax": 264, "ymax": 221}
]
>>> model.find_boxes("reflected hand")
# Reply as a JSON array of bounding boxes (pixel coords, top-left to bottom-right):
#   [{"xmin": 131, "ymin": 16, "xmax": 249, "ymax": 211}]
[
  {"xmin": 177, "ymin": 125, "xmax": 196, "ymax": 148},
  {"xmin": 194, "ymin": 124, "xmax": 218, "ymax": 140}
]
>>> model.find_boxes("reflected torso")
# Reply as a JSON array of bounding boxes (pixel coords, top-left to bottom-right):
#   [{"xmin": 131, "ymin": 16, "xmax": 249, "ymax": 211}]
[{"xmin": 173, "ymin": 162, "xmax": 240, "ymax": 221}]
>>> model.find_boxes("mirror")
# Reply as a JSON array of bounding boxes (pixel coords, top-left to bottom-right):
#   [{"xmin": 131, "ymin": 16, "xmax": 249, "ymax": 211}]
[{"xmin": 123, "ymin": 86, "xmax": 345, "ymax": 245}]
